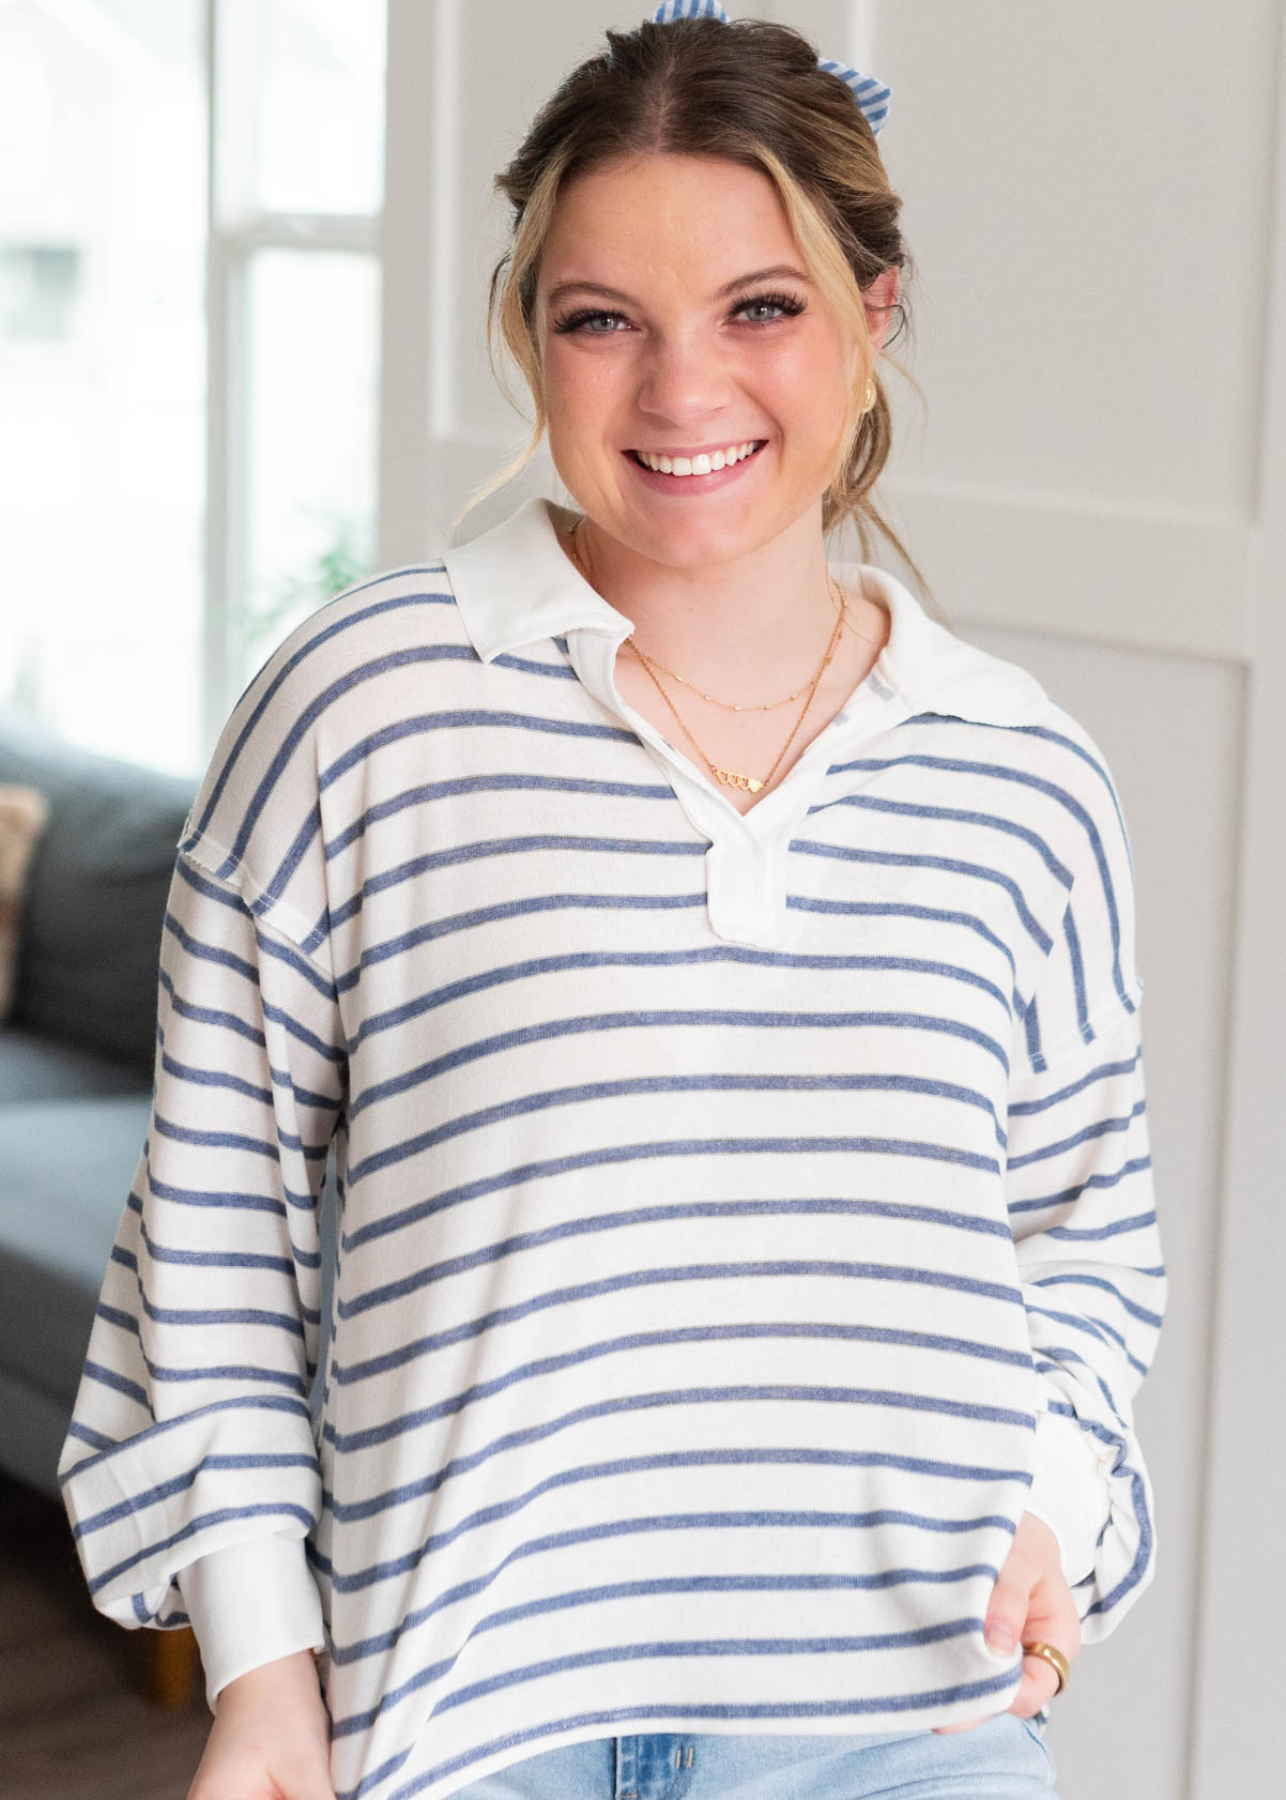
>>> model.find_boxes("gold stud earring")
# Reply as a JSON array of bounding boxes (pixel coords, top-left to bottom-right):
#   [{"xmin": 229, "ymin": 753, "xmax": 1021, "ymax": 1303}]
[{"xmin": 864, "ymin": 377, "xmax": 877, "ymax": 413}]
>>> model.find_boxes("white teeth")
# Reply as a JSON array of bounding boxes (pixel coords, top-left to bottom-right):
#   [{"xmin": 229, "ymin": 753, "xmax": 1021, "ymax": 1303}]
[{"xmin": 635, "ymin": 441, "xmax": 761, "ymax": 476}]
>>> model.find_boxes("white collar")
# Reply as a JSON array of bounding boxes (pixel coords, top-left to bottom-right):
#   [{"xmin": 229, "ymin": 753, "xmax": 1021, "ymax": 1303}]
[{"xmin": 440, "ymin": 495, "xmax": 1051, "ymax": 729}]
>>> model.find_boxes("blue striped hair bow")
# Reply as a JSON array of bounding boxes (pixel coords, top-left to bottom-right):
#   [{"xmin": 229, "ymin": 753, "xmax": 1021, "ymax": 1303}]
[{"xmin": 650, "ymin": 1, "xmax": 892, "ymax": 137}]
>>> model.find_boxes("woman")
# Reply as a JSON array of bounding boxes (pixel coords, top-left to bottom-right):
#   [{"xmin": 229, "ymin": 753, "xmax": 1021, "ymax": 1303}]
[{"xmin": 57, "ymin": 9, "xmax": 1165, "ymax": 1800}]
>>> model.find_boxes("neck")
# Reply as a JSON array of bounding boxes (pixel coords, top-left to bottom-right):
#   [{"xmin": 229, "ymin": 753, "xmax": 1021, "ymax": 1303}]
[{"xmin": 561, "ymin": 506, "xmax": 847, "ymax": 691}]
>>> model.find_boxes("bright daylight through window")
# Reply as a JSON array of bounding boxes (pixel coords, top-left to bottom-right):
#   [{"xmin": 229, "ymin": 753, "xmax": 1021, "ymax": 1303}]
[{"xmin": 0, "ymin": 0, "xmax": 386, "ymax": 776}]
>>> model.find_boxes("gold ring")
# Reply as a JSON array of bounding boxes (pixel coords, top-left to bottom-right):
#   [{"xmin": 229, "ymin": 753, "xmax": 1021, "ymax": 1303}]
[{"xmin": 1023, "ymin": 1640, "xmax": 1070, "ymax": 1695}]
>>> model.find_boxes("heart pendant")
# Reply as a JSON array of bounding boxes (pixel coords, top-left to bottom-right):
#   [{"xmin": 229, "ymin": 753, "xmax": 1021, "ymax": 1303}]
[{"xmin": 713, "ymin": 767, "xmax": 765, "ymax": 793}]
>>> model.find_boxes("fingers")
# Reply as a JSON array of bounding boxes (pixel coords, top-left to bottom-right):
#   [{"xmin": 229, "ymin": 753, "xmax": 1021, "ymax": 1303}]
[
  {"xmin": 931, "ymin": 1514, "xmax": 1083, "ymax": 1737},
  {"xmin": 1016, "ymin": 1641, "xmax": 1063, "ymax": 1712},
  {"xmin": 983, "ymin": 1563, "xmax": 1033, "ymax": 1657},
  {"xmin": 931, "ymin": 1652, "xmax": 1056, "ymax": 1736},
  {"xmin": 932, "ymin": 1627, "xmax": 1071, "ymax": 1733}
]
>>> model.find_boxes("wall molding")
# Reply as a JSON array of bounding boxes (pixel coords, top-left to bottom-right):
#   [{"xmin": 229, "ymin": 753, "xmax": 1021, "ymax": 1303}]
[{"xmin": 876, "ymin": 480, "xmax": 1252, "ymax": 661}]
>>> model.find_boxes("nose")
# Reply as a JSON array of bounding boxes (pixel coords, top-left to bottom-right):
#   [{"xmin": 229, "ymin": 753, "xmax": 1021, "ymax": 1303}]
[{"xmin": 633, "ymin": 334, "xmax": 738, "ymax": 430}]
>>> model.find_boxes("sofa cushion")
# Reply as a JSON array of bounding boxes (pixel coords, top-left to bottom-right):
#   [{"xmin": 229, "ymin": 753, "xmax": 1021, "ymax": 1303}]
[
  {"xmin": 0, "ymin": 1094, "xmax": 153, "ymax": 1405},
  {"xmin": 0, "ymin": 1023, "xmax": 152, "ymax": 1103},
  {"xmin": 0, "ymin": 708, "xmax": 197, "ymax": 1077},
  {"xmin": 0, "ymin": 1094, "xmax": 340, "ymax": 1424},
  {"xmin": 0, "ymin": 783, "xmax": 50, "ymax": 1022}
]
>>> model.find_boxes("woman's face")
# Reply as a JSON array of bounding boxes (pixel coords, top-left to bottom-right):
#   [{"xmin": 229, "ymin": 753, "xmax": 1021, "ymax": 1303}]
[{"xmin": 533, "ymin": 151, "xmax": 898, "ymax": 569}]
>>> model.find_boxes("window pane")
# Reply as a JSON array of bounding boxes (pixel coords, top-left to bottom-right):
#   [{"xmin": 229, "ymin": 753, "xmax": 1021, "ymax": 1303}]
[
  {"xmin": 238, "ymin": 248, "xmax": 379, "ymax": 692},
  {"xmin": 0, "ymin": 0, "xmax": 207, "ymax": 775},
  {"xmin": 217, "ymin": 0, "xmax": 387, "ymax": 220}
]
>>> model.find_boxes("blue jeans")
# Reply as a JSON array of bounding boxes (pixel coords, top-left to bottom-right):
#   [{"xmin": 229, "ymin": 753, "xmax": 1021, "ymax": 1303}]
[{"xmin": 447, "ymin": 1723, "xmax": 1060, "ymax": 1800}]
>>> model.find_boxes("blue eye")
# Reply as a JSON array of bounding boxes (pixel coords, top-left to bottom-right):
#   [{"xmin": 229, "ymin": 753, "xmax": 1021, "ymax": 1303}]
[
  {"xmin": 551, "ymin": 291, "xmax": 807, "ymax": 335},
  {"xmin": 551, "ymin": 309, "xmax": 624, "ymax": 336},
  {"xmin": 735, "ymin": 292, "xmax": 806, "ymax": 325}
]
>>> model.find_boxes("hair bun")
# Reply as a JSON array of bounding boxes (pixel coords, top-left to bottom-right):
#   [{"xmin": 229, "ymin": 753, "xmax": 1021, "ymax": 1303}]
[{"xmin": 649, "ymin": 2, "xmax": 893, "ymax": 137}]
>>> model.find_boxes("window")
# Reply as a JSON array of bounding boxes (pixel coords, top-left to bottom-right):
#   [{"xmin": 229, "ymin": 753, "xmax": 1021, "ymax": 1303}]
[
  {"xmin": 0, "ymin": 0, "xmax": 386, "ymax": 775},
  {"xmin": 0, "ymin": 0, "xmax": 207, "ymax": 772},
  {"xmin": 210, "ymin": 0, "xmax": 385, "ymax": 720},
  {"xmin": 0, "ymin": 244, "xmax": 83, "ymax": 339}
]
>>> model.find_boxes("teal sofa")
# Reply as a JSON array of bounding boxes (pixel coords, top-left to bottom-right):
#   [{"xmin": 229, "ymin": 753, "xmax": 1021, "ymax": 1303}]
[{"xmin": 0, "ymin": 707, "xmax": 337, "ymax": 1502}]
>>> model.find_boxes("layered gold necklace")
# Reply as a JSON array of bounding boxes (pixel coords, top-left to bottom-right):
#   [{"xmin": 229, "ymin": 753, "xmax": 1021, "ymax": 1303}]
[{"xmin": 566, "ymin": 514, "xmax": 851, "ymax": 797}]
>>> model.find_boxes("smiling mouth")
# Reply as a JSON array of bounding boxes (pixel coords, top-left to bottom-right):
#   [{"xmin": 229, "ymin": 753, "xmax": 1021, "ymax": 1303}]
[{"xmin": 626, "ymin": 440, "xmax": 768, "ymax": 476}]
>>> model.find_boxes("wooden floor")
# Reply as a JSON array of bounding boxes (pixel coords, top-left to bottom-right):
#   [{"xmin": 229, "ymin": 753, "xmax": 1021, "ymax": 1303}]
[{"xmin": 0, "ymin": 1469, "xmax": 212, "ymax": 1800}]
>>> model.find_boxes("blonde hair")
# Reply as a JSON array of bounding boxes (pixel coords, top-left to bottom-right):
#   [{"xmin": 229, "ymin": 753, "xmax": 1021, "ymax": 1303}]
[{"xmin": 449, "ymin": 13, "xmax": 937, "ymax": 613}]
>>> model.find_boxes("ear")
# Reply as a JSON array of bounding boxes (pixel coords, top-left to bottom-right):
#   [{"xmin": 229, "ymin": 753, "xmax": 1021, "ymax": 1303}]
[{"xmin": 864, "ymin": 266, "xmax": 901, "ymax": 354}]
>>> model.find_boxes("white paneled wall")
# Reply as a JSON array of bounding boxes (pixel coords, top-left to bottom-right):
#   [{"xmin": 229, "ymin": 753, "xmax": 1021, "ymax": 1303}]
[{"xmin": 378, "ymin": 5, "xmax": 1286, "ymax": 1796}]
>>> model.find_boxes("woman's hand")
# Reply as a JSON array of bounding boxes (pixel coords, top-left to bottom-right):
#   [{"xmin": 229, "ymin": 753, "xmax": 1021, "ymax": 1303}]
[
  {"xmin": 932, "ymin": 1511, "xmax": 1083, "ymax": 1734},
  {"xmin": 186, "ymin": 1647, "xmax": 336, "ymax": 1799}
]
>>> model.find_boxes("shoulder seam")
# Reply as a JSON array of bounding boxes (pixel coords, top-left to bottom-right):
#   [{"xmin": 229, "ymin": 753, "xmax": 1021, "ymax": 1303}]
[{"xmin": 176, "ymin": 842, "xmax": 335, "ymax": 977}]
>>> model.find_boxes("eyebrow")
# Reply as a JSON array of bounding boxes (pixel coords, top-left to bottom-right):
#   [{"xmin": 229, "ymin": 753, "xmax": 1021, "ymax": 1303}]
[{"xmin": 545, "ymin": 264, "xmax": 812, "ymax": 309}]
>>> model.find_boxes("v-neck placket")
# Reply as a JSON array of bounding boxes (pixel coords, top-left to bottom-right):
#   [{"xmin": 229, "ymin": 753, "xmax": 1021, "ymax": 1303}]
[{"xmin": 566, "ymin": 620, "xmax": 914, "ymax": 950}]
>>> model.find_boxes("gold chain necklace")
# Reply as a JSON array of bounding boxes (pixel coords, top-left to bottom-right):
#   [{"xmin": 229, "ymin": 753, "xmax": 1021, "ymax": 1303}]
[{"xmin": 566, "ymin": 514, "xmax": 848, "ymax": 797}]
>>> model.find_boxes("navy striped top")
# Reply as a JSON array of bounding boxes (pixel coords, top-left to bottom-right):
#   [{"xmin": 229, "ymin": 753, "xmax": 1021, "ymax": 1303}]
[{"xmin": 57, "ymin": 495, "xmax": 1166, "ymax": 1800}]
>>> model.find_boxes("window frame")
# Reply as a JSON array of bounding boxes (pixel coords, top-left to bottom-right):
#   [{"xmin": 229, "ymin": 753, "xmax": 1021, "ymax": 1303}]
[{"xmin": 202, "ymin": 0, "xmax": 382, "ymax": 752}]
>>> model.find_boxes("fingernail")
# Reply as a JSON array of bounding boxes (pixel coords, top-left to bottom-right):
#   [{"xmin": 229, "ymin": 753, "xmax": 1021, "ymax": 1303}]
[{"xmin": 985, "ymin": 1620, "xmax": 1016, "ymax": 1652}]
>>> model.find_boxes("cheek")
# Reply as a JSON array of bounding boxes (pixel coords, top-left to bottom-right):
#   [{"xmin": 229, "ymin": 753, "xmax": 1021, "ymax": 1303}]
[
  {"xmin": 545, "ymin": 352, "xmax": 625, "ymax": 436},
  {"xmin": 752, "ymin": 334, "xmax": 851, "ymax": 424}
]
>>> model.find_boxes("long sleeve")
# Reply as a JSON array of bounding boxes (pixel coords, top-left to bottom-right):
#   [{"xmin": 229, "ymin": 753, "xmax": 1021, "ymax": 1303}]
[
  {"xmin": 56, "ymin": 845, "xmax": 347, "ymax": 1710},
  {"xmin": 1004, "ymin": 759, "xmax": 1167, "ymax": 1635}
]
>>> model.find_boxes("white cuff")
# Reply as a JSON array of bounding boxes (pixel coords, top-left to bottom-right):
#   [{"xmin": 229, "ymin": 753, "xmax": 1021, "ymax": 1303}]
[
  {"xmin": 176, "ymin": 1533, "xmax": 326, "ymax": 1714},
  {"xmin": 1023, "ymin": 1407, "xmax": 1111, "ymax": 1587}
]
